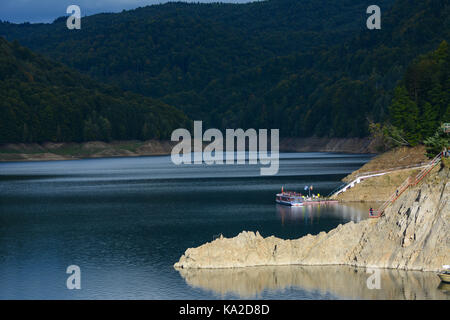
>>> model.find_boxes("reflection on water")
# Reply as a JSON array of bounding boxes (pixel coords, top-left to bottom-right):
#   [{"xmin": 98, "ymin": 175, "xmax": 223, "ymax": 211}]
[
  {"xmin": 178, "ymin": 265, "xmax": 450, "ymax": 300},
  {"xmin": 276, "ymin": 202, "xmax": 377, "ymax": 226},
  {"xmin": 438, "ymin": 282, "xmax": 450, "ymax": 294}
]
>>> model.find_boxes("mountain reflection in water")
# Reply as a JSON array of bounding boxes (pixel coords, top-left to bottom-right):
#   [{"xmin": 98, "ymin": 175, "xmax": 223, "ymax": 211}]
[{"xmin": 177, "ymin": 265, "xmax": 450, "ymax": 300}]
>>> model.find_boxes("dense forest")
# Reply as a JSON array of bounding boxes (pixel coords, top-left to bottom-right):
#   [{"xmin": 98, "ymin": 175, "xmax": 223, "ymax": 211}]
[
  {"xmin": 0, "ymin": 37, "xmax": 190, "ymax": 143},
  {"xmin": 0, "ymin": 0, "xmax": 449, "ymax": 143},
  {"xmin": 377, "ymin": 41, "xmax": 449, "ymax": 154}
]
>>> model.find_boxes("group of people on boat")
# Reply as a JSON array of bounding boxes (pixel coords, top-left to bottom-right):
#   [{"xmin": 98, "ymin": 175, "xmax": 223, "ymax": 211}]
[{"xmin": 280, "ymin": 186, "xmax": 322, "ymax": 200}]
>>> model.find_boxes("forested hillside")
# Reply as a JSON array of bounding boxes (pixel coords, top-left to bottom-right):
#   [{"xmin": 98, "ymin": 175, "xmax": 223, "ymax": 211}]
[
  {"xmin": 384, "ymin": 41, "xmax": 449, "ymax": 153},
  {"xmin": 0, "ymin": 0, "xmax": 448, "ymax": 143},
  {"xmin": 195, "ymin": 0, "xmax": 449, "ymax": 137},
  {"xmin": 0, "ymin": 0, "xmax": 395, "ymax": 136},
  {"xmin": 0, "ymin": 37, "xmax": 190, "ymax": 143}
]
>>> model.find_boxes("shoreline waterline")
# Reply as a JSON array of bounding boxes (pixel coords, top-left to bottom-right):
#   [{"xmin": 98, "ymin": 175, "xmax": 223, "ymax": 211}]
[{"xmin": 0, "ymin": 137, "xmax": 377, "ymax": 162}]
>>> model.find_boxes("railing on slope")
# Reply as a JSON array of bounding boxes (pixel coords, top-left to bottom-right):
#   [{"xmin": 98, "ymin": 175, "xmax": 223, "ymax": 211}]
[
  {"xmin": 329, "ymin": 162, "xmax": 430, "ymax": 198},
  {"xmin": 328, "ymin": 182, "xmax": 347, "ymax": 198},
  {"xmin": 369, "ymin": 152, "xmax": 442, "ymax": 218},
  {"xmin": 369, "ymin": 176, "xmax": 413, "ymax": 218},
  {"xmin": 413, "ymin": 152, "xmax": 442, "ymax": 185},
  {"xmin": 350, "ymin": 162, "xmax": 430, "ymax": 181}
]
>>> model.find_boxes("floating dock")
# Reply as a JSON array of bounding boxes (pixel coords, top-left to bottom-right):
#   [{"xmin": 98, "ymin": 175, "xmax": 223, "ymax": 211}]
[{"xmin": 276, "ymin": 191, "xmax": 338, "ymax": 207}]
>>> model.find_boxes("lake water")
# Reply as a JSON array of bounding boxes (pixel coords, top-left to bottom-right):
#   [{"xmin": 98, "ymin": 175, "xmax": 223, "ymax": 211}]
[{"xmin": 0, "ymin": 153, "xmax": 447, "ymax": 299}]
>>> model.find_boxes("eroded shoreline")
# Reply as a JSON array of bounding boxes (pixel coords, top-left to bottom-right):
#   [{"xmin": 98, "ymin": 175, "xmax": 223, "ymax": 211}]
[{"xmin": 0, "ymin": 137, "xmax": 377, "ymax": 162}]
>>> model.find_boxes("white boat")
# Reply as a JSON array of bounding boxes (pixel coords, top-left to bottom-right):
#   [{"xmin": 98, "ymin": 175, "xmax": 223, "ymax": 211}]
[{"xmin": 276, "ymin": 192, "xmax": 304, "ymax": 206}]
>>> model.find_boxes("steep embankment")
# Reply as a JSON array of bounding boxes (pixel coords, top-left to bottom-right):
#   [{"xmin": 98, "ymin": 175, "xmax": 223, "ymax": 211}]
[
  {"xmin": 174, "ymin": 163, "xmax": 449, "ymax": 271},
  {"xmin": 335, "ymin": 146, "xmax": 430, "ymax": 202}
]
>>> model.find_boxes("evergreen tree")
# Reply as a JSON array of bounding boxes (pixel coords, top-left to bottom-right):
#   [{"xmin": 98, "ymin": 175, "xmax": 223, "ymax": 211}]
[{"xmin": 389, "ymin": 86, "xmax": 421, "ymax": 145}]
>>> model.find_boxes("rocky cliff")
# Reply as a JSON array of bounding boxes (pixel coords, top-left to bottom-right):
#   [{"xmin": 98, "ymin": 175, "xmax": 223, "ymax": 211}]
[{"xmin": 174, "ymin": 164, "xmax": 449, "ymax": 271}]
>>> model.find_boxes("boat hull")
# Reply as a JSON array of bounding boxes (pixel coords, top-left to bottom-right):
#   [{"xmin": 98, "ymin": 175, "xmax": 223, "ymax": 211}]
[
  {"xmin": 276, "ymin": 200, "xmax": 303, "ymax": 207},
  {"xmin": 276, "ymin": 199, "xmax": 339, "ymax": 207}
]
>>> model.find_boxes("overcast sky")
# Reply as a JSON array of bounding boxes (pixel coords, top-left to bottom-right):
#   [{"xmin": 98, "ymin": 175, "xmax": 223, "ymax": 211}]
[{"xmin": 0, "ymin": 0, "xmax": 254, "ymax": 23}]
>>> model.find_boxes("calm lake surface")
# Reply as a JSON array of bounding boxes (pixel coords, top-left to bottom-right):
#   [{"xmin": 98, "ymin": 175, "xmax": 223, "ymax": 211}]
[{"xmin": 0, "ymin": 153, "xmax": 447, "ymax": 299}]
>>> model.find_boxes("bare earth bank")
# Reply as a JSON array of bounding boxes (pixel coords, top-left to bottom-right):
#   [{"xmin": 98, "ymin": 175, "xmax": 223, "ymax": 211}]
[
  {"xmin": 0, "ymin": 140, "xmax": 175, "ymax": 161},
  {"xmin": 0, "ymin": 137, "xmax": 376, "ymax": 162},
  {"xmin": 334, "ymin": 146, "xmax": 431, "ymax": 202}
]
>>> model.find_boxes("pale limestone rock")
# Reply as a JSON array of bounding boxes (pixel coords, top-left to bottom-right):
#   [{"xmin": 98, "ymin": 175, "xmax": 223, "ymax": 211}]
[{"xmin": 174, "ymin": 166, "xmax": 449, "ymax": 271}]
